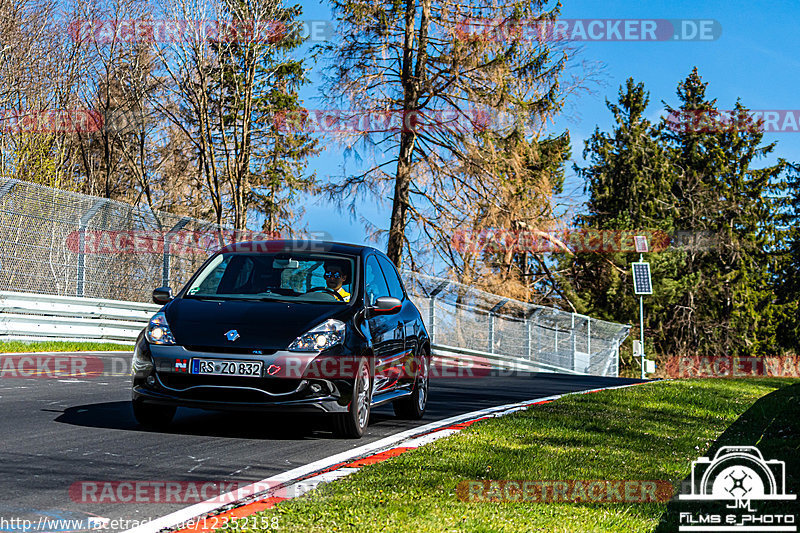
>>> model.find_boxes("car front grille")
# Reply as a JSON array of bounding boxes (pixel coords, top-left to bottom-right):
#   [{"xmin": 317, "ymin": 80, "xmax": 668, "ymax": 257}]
[{"xmin": 158, "ymin": 373, "xmax": 304, "ymax": 396}]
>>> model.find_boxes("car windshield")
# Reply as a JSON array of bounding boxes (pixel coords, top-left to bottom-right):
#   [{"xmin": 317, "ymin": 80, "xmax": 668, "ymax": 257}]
[{"xmin": 184, "ymin": 252, "xmax": 356, "ymax": 304}]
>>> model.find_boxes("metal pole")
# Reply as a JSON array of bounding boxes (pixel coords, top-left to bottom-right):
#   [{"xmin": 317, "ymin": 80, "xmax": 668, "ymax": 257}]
[
  {"xmin": 163, "ymin": 217, "xmax": 191, "ymax": 288},
  {"xmin": 488, "ymin": 300, "xmax": 508, "ymax": 355},
  {"xmin": 488, "ymin": 312, "xmax": 494, "ymax": 353},
  {"xmin": 638, "ymin": 251, "xmax": 646, "ymax": 379},
  {"xmin": 428, "ymin": 297, "xmax": 435, "ymax": 344},
  {"xmin": 428, "ymin": 282, "xmax": 448, "ymax": 346},
  {"xmin": 0, "ymin": 178, "xmax": 18, "ymax": 198},
  {"xmin": 571, "ymin": 313, "xmax": 577, "ymax": 371},
  {"xmin": 554, "ymin": 325, "xmax": 558, "ymax": 356},
  {"xmin": 587, "ymin": 317, "xmax": 591, "ymax": 355},
  {"xmin": 526, "ymin": 315, "xmax": 532, "ymax": 360},
  {"xmin": 640, "ymin": 295, "xmax": 645, "ymax": 379},
  {"xmin": 76, "ymin": 199, "xmax": 108, "ymax": 297}
]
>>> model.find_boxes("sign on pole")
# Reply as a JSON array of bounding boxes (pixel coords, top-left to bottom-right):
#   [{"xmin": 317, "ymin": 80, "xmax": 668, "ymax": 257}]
[{"xmin": 634, "ymin": 235, "xmax": 649, "ymax": 253}]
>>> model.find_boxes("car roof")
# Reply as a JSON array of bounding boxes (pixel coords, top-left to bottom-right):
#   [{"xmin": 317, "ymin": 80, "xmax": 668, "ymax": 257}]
[{"xmin": 217, "ymin": 240, "xmax": 382, "ymax": 257}]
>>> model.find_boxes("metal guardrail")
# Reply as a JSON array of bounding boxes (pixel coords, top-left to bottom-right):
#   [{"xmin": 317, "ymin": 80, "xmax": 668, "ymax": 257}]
[
  {"xmin": 431, "ymin": 344, "xmax": 589, "ymax": 375},
  {"xmin": 0, "ymin": 291, "xmax": 603, "ymax": 375},
  {"xmin": 0, "ymin": 291, "xmax": 159, "ymax": 344}
]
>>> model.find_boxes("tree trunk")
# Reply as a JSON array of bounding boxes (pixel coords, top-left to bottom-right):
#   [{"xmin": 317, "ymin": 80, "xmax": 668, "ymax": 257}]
[
  {"xmin": 386, "ymin": 0, "xmax": 430, "ymax": 267},
  {"xmin": 387, "ymin": 134, "xmax": 414, "ymax": 265}
]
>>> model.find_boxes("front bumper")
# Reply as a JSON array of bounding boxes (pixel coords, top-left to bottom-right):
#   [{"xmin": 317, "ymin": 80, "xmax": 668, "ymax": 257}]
[
  {"xmin": 132, "ymin": 385, "xmax": 348, "ymax": 413},
  {"xmin": 132, "ymin": 344, "xmax": 361, "ymax": 413}
]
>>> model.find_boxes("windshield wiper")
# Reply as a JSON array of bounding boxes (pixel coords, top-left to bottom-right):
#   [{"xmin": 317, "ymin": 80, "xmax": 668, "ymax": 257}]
[
  {"xmin": 183, "ymin": 294, "xmax": 257, "ymax": 301},
  {"xmin": 254, "ymin": 296, "xmax": 296, "ymax": 303}
]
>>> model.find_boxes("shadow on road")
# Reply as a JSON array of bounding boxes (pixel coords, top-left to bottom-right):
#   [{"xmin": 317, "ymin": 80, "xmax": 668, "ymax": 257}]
[
  {"xmin": 50, "ymin": 373, "xmax": 645, "ymax": 441},
  {"xmin": 52, "ymin": 401, "xmax": 332, "ymax": 440}
]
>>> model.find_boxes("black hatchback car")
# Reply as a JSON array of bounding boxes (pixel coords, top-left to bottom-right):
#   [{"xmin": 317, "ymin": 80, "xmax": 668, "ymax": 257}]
[{"xmin": 131, "ymin": 241, "xmax": 430, "ymax": 438}]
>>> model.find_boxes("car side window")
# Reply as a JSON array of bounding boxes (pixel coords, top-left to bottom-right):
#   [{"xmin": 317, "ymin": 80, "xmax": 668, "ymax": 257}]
[
  {"xmin": 365, "ymin": 256, "xmax": 389, "ymax": 306},
  {"xmin": 377, "ymin": 255, "xmax": 405, "ymax": 300}
]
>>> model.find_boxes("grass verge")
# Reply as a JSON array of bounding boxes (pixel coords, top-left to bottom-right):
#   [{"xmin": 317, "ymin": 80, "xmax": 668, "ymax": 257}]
[
  {"xmin": 0, "ymin": 340, "xmax": 132, "ymax": 352},
  {"xmin": 229, "ymin": 378, "xmax": 799, "ymax": 533}
]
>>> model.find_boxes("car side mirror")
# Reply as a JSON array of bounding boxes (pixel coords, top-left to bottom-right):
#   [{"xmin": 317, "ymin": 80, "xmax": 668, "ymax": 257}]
[
  {"xmin": 369, "ymin": 296, "xmax": 402, "ymax": 316},
  {"xmin": 152, "ymin": 287, "xmax": 173, "ymax": 305}
]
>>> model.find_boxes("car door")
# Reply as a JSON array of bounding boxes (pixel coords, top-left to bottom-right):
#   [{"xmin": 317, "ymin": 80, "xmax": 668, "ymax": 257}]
[
  {"xmin": 364, "ymin": 255, "xmax": 403, "ymax": 393},
  {"xmin": 376, "ymin": 255, "xmax": 417, "ymax": 380}
]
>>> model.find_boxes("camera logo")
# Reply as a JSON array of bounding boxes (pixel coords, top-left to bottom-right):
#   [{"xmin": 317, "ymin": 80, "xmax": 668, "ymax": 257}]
[{"xmin": 680, "ymin": 446, "xmax": 795, "ymax": 503}]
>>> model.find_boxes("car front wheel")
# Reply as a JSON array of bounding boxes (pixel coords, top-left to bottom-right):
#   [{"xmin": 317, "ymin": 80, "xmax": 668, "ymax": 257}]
[{"xmin": 333, "ymin": 358, "xmax": 372, "ymax": 438}]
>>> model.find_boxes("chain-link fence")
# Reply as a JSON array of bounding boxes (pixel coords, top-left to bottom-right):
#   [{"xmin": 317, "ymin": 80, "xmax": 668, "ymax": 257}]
[
  {"xmin": 403, "ymin": 272, "xmax": 630, "ymax": 376},
  {"xmin": 0, "ymin": 177, "xmax": 630, "ymax": 375}
]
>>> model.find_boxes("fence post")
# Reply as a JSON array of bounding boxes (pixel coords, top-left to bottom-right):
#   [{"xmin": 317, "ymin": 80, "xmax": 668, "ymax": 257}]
[
  {"xmin": 571, "ymin": 313, "xmax": 577, "ymax": 371},
  {"xmin": 162, "ymin": 217, "xmax": 191, "ymax": 288},
  {"xmin": 76, "ymin": 199, "xmax": 108, "ymax": 297},
  {"xmin": 428, "ymin": 297, "xmax": 436, "ymax": 345},
  {"xmin": 525, "ymin": 314, "xmax": 532, "ymax": 360},
  {"xmin": 554, "ymin": 325, "xmax": 558, "ymax": 357},
  {"xmin": 587, "ymin": 317, "xmax": 592, "ymax": 356},
  {"xmin": 488, "ymin": 300, "xmax": 508, "ymax": 354},
  {"xmin": 427, "ymin": 282, "xmax": 448, "ymax": 346},
  {"xmin": 0, "ymin": 178, "xmax": 18, "ymax": 198},
  {"xmin": 488, "ymin": 312, "xmax": 494, "ymax": 353}
]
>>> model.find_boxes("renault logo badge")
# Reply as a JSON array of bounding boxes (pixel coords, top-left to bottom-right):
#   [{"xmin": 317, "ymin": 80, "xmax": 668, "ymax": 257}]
[{"xmin": 225, "ymin": 329, "xmax": 240, "ymax": 341}]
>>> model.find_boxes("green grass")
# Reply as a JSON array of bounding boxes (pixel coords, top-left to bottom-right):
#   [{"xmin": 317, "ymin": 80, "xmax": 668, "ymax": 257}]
[
  {"xmin": 0, "ymin": 340, "xmax": 132, "ymax": 352},
  {"xmin": 228, "ymin": 378, "xmax": 799, "ymax": 533}
]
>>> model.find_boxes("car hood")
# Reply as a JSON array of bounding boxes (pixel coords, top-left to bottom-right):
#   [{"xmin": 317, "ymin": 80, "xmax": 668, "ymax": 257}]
[{"xmin": 164, "ymin": 298, "xmax": 349, "ymax": 349}]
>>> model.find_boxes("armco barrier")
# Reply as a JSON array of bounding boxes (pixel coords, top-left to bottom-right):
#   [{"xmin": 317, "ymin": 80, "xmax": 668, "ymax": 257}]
[
  {"xmin": 431, "ymin": 344, "xmax": 587, "ymax": 375},
  {"xmin": 0, "ymin": 291, "xmax": 603, "ymax": 375},
  {"xmin": 0, "ymin": 291, "xmax": 159, "ymax": 343}
]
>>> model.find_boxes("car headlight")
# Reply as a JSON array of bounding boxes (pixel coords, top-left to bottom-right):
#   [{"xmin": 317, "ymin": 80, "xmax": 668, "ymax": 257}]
[
  {"xmin": 146, "ymin": 311, "xmax": 176, "ymax": 345},
  {"xmin": 288, "ymin": 319, "xmax": 345, "ymax": 352}
]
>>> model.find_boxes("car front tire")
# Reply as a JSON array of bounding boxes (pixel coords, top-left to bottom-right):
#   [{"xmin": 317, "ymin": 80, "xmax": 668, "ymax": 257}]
[
  {"xmin": 132, "ymin": 400, "xmax": 176, "ymax": 429},
  {"xmin": 333, "ymin": 357, "xmax": 372, "ymax": 438}
]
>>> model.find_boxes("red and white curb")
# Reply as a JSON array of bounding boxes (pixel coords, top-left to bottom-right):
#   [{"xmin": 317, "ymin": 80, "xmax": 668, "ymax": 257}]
[{"xmin": 124, "ymin": 381, "xmax": 652, "ymax": 533}]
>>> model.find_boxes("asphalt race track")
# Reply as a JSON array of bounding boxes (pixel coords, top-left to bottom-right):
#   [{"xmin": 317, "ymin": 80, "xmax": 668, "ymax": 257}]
[{"xmin": 0, "ymin": 352, "xmax": 643, "ymax": 532}]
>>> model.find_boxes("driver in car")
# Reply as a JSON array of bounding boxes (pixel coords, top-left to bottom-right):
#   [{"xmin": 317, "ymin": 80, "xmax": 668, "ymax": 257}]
[{"xmin": 323, "ymin": 261, "xmax": 351, "ymax": 302}]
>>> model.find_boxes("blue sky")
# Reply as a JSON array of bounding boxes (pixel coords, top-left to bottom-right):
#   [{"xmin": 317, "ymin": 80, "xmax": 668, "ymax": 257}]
[{"xmin": 292, "ymin": 0, "xmax": 800, "ymax": 247}]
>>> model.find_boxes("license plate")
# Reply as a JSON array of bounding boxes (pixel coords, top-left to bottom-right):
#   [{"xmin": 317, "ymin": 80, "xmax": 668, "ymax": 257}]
[{"xmin": 190, "ymin": 359, "xmax": 263, "ymax": 377}]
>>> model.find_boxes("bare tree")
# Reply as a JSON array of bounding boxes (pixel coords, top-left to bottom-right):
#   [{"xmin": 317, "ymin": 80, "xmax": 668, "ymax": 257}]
[
  {"xmin": 0, "ymin": 0, "xmax": 86, "ymax": 187},
  {"xmin": 149, "ymin": 0, "xmax": 317, "ymax": 231},
  {"xmin": 321, "ymin": 0, "xmax": 588, "ymax": 269}
]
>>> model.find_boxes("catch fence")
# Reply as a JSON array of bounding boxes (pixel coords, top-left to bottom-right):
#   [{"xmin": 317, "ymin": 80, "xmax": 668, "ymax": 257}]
[{"xmin": 0, "ymin": 178, "xmax": 630, "ymax": 375}]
